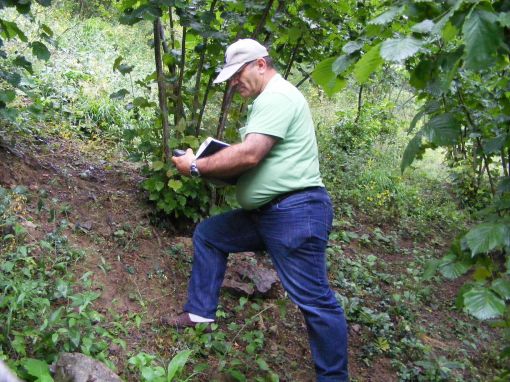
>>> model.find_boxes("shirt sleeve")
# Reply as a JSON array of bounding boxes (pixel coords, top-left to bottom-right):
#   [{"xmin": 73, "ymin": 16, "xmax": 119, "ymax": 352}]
[{"xmin": 244, "ymin": 92, "xmax": 296, "ymax": 139}]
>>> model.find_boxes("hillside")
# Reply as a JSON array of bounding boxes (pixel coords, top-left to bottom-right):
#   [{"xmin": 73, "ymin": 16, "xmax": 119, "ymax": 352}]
[{"xmin": 0, "ymin": 134, "xmax": 503, "ymax": 381}]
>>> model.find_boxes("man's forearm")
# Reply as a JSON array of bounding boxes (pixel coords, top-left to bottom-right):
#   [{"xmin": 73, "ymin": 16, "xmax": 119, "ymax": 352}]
[{"xmin": 197, "ymin": 143, "xmax": 259, "ymax": 178}]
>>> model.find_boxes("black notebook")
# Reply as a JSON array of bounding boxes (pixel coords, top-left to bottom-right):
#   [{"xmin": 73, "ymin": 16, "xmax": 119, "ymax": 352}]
[{"xmin": 196, "ymin": 137, "xmax": 238, "ymax": 186}]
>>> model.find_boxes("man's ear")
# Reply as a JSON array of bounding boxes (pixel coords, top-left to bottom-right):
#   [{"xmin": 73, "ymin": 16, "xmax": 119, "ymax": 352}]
[{"xmin": 256, "ymin": 58, "xmax": 267, "ymax": 72}]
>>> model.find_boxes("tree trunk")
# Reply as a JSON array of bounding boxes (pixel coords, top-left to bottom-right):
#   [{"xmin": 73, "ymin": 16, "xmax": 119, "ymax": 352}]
[
  {"xmin": 355, "ymin": 85, "xmax": 364, "ymax": 124},
  {"xmin": 174, "ymin": 26, "xmax": 187, "ymax": 128},
  {"xmin": 154, "ymin": 18, "xmax": 171, "ymax": 162},
  {"xmin": 191, "ymin": 0, "xmax": 218, "ymax": 136},
  {"xmin": 197, "ymin": 74, "xmax": 215, "ymax": 137}
]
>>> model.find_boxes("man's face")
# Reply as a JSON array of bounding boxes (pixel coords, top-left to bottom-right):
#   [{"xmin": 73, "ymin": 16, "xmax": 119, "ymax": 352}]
[{"xmin": 230, "ymin": 60, "xmax": 261, "ymax": 98}]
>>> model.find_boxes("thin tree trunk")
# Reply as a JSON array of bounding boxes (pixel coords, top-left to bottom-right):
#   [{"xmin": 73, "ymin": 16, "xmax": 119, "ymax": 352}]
[
  {"xmin": 355, "ymin": 85, "xmax": 363, "ymax": 124},
  {"xmin": 217, "ymin": 85, "xmax": 235, "ymax": 139},
  {"xmin": 191, "ymin": 0, "xmax": 218, "ymax": 136},
  {"xmin": 252, "ymin": 0, "xmax": 275, "ymax": 37},
  {"xmin": 174, "ymin": 26, "xmax": 187, "ymax": 127},
  {"xmin": 158, "ymin": 19, "xmax": 176, "ymax": 77},
  {"xmin": 197, "ymin": 74, "xmax": 215, "ymax": 136},
  {"xmin": 501, "ymin": 148, "xmax": 508, "ymax": 177},
  {"xmin": 284, "ymin": 38, "xmax": 301, "ymax": 79},
  {"xmin": 154, "ymin": 18, "xmax": 171, "ymax": 162},
  {"xmin": 169, "ymin": 8, "xmax": 176, "ymax": 50}
]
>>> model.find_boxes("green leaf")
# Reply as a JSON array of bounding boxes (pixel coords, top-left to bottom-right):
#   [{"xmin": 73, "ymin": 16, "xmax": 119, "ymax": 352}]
[
  {"xmin": 401, "ymin": 132, "xmax": 423, "ymax": 173},
  {"xmin": 0, "ymin": 20, "xmax": 27, "ymax": 41},
  {"xmin": 41, "ymin": 24, "xmax": 53, "ymax": 37},
  {"xmin": 14, "ymin": 55, "xmax": 33, "ymax": 74},
  {"xmin": 113, "ymin": 56, "xmax": 123, "ymax": 71},
  {"xmin": 438, "ymin": 254, "xmax": 472, "ymax": 279},
  {"xmin": 167, "ymin": 350, "xmax": 192, "ymax": 381},
  {"xmin": 31, "ymin": 41, "xmax": 50, "ymax": 61},
  {"xmin": 368, "ymin": 7, "xmax": 402, "ymax": 25},
  {"xmin": 463, "ymin": 286, "xmax": 505, "ymax": 320},
  {"xmin": 332, "ymin": 55, "xmax": 355, "ymax": 75},
  {"xmin": 142, "ymin": 366, "xmax": 165, "ymax": 380},
  {"xmin": 497, "ymin": 176, "xmax": 510, "ymax": 194},
  {"xmin": 381, "ymin": 37, "xmax": 422, "ymax": 62},
  {"xmin": 152, "ymin": 161, "xmax": 165, "ymax": 171},
  {"xmin": 168, "ymin": 179, "xmax": 183, "ymax": 192},
  {"xmin": 23, "ymin": 359, "xmax": 54, "ymax": 382},
  {"xmin": 110, "ymin": 89, "xmax": 130, "ymax": 100},
  {"xmin": 0, "ymin": 90, "xmax": 15, "ymax": 104},
  {"xmin": 483, "ymin": 134, "xmax": 507, "ymax": 154},
  {"xmin": 422, "ymin": 113, "xmax": 461, "ymax": 146},
  {"xmin": 353, "ymin": 43, "xmax": 382, "ymax": 84},
  {"xmin": 492, "ymin": 278, "xmax": 510, "ymax": 300},
  {"xmin": 464, "ymin": 222, "xmax": 510, "ymax": 256},
  {"xmin": 432, "ymin": 0, "xmax": 464, "ymax": 35},
  {"xmin": 342, "ymin": 41, "xmax": 362, "ymax": 55},
  {"xmin": 411, "ymin": 20, "xmax": 435, "ymax": 34},
  {"xmin": 499, "ymin": 12, "xmax": 510, "ymax": 27},
  {"xmin": 311, "ymin": 57, "xmax": 347, "ymax": 97},
  {"xmin": 463, "ymin": 8, "xmax": 503, "ymax": 71}
]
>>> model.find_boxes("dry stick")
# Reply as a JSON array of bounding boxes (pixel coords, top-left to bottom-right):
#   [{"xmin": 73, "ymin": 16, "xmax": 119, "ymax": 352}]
[
  {"xmin": 458, "ymin": 91, "xmax": 496, "ymax": 196},
  {"xmin": 230, "ymin": 304, "xmax": 274, "ymax": 346},
  {"xmin": 154, "ymin": 18, "xmax": 171, "ymax": 162}
]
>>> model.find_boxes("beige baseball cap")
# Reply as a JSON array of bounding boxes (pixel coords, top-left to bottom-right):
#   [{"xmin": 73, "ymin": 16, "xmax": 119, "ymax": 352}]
[{"xmin": 213, "ymin": 39, "xmax": 269, "ymax": 84}]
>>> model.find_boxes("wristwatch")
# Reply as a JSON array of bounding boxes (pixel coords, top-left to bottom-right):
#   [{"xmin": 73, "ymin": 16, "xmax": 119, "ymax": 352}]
[{"xmin": 190, "ymin": 160, "xmax": 201, "ymax": 177}]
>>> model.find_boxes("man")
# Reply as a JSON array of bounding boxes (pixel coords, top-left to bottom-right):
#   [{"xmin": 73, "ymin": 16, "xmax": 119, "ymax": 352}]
[{"xmin": 168, "ymin": 39, "xmax": 349, "ymax": 382}]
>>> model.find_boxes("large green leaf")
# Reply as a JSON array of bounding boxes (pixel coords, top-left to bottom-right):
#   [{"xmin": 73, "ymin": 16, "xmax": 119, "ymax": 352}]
[
  {"xmin": 464, "ymin": 222, "xmax": 510, "ymax": 256},
  {"xmin": 23, "ymin": 359, "xmax": 54, "ymax": 382},
  {"xmin": 411, "ymin": 20, "xmax": 434, "ymax": 34},
  {"xmin": 432, "ymin": 0, "xmax": 465, "ymax": 35},
  {"xmin": 0, "ymin": 20, "xmax": 27, "ymax": 41},
  {"xmin": 14, "ymin": 55, "xmax": 33, "ymax": 74},
  {"xmin": 463, "ymin": 286, "xmax": 506, "ymax": 320},
  {"xmin": 492, "ymin": 278, "xmax": 510, "ymax": 300},
  {"xmin": 483, "ymin": 134, "xmax": 508, "ymax": 154},
  {"xmin": 31, "ymin": 41, "xmax": 50, "ymax": 61},
  {"xmin": 381, "ymin": 37, "xmax": 422, "ymax": 62},
  {"xmin": 463, "ymin": 8, "xmax": 502, "ymax": 71},
  {"xmin": 438, "ymin": 254, "xmax": 472, "ymax": 280},
  {"xmin": 368, "ymin": 7, "xmax": 402, "ymax": 25},
  {"xmin": 499, "ymin": 12, "xmax": 510, "ymax": 27},
  {"xmin": 422, "ymin": 113, "xmax": 461, "ymax": 146},
  {"xmin": 311, "ymin": 57, "xmax": 346, "ymax": 97},
  {"xmin": 167, "ymin": 350, "xmax": 192, "ymax": 381},
  {"xmin": 400, "ymin": 132, "xmax": 423, "ymax": 173},
  {"xmin": 353, "ymin": 43, "xmax": 382, "ymax": 84},
  {"xmin": 332, "ymin": 55, "xmax": 355, "ymax": 75}
]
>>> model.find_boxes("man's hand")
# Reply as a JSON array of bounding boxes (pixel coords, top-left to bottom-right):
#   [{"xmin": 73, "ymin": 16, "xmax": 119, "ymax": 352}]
[{"xmin": 171, "ymin": 148, "xmax": 196, "ymax": 176}]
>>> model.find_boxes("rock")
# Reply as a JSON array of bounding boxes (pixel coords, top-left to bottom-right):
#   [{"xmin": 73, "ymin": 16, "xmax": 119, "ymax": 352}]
[
  {"xmin": 53, "ymin": 353, "xmax": 121, "ymax": 382},
  {"xmin": 222, "ymin": 253, "xmax": 279, "ymax": 296},
  {"xmin": 0, "ymin": 360, "xmax": 22, "ymax": 382}
]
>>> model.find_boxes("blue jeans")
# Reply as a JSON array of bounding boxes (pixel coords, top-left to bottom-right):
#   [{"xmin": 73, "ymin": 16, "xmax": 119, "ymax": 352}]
[{"xmin": 184, "ymin": 187, "xmax": 349, "ymax": 381}]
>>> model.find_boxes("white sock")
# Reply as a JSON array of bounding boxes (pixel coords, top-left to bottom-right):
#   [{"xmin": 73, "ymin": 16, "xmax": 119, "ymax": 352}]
[{"xmin": 188, "ymin": 313, "xmax": 214, "ymax": 323}]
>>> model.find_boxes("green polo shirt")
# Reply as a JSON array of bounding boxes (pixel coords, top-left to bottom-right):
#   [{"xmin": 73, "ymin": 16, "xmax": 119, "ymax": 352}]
[{"xmin": 236, "ymin": 74, "xmax": 324, "ymax": 210}]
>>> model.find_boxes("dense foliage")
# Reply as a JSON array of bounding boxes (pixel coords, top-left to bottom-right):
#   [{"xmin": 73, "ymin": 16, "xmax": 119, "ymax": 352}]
[{"xmin": 315, "ymin": 0, "xmax": 510, "ymax": 358}]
